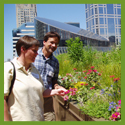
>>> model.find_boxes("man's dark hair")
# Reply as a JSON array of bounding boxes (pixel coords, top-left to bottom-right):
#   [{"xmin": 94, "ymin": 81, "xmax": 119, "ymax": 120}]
[
  {"xmin": 16, "ymin": 35, "xmax": 40, "ymax": 56},
  {"xmin": 43, "ymin": 32, "xmax": 60, "ymax": 42}
]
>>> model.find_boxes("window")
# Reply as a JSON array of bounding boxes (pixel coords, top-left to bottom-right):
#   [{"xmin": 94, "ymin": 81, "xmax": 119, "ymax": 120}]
[
  {"xmin": 95, "ymin": 8, "xmax": 97, "ymax": 14},
  {"xmin": 99, "ymin": 18, "xmax": 104, "ymax": 24},
  {"xmin": 95, "ymin": 18, "xmax": 98, "ymax": 24},
  {"xmin": 118, "ymin": 18, "xmax": 121, "ymax": 25},
  {"xmin": 86, "ymin": 22, "xmax": 88, "ymax": 28},
  {"xmin": 117, "ymin": 8, "xmax": 121, "ymax": 15},
  {"xmin": 105, "ymin": 28, "xmax": 107, "ymax": 35},
  {"xmin": 92, "ymin": 19, "xmax": 94, "ymax": 25},
  {"xmin": 118, "ymin": 28, "xmax": 121, "ymax": 35},
  {"xmin": 105, "ymin": 18, "xmax": 107, "ymax": 24},
  {"xmin": 108, "ymin": 18, "xmax": 115, "ymax": 35},
  {"xmin": 104, "ymin": 8, "xmax": 106, "ymax": 14},
  {"xmin": 100, "ymin": 28, "xmax": 104, "ymax": 35},
  {"xmin": 96, "ymin": 28, "xmax": 99, "ymax": 34},
  {"xmin": 99, "ymin": 7, "xmax": 103, "ymax": 14},
  {"xmin": 107, "ymin": 4, "xmax": 114, "ymax": 14},
  {"xmin": 115, "ymin": 18, "xmax": 117, "ymax": 24},
  {"xmin": 86, "ymin": 12, "xmax": 88, "ymax": 18},
  {"xmin": 85, "ymin": 4, "xmax": 87, "ymax": 9},
  {"xmin": 92, "ymin": 8, "xmax": 94, "ymax": 15}
]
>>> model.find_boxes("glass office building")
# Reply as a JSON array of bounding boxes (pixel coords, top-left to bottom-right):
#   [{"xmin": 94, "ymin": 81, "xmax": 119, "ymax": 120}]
[
  {"xmin": 85, "ymin": 4, "xmax": 121, "ymax": 45},
  {"xmin": 65, "ymin": 22, "xmax": 80, "ymax": 28},
  {"xmin": 12, "ymin": 22, "xmax": 35, "ymax": 57},
  {"xmin": 34, "ymin": 17, "xmax": 109, "ymax": 47}
]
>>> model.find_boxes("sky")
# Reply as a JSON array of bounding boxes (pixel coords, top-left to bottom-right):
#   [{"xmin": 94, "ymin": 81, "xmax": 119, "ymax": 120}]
[{"xmin": 4, "ymin": 4, "xmax": 86, "ymax": 62}]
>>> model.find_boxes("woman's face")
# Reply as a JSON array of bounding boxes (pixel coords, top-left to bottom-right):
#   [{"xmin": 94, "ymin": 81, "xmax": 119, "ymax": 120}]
[{"xmin": 24, "ymin": 45, "xmax": 39, "ymax": 63}]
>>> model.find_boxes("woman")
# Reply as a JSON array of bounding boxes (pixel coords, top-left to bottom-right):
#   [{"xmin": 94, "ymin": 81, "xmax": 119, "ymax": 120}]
[{"xmin": 4, "ymin": 35, "xmax": 66, "ymax": 121}]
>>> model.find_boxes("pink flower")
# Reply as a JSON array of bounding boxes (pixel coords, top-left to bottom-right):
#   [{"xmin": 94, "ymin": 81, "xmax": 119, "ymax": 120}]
[
  {"xmin": 116, "ymin": 106, "xmax": 121, "ymax": 111},
  {"xmin": 110, "ymin": 112, "xmax": 121, "ymax": 121},
  {"xmin": 70, "ymin": 92, "xmax": 76, "ymax": 96},
  {"xmin": 70, "ymin": 88, "xmax": 73, "ymax": 91},
  {"xmin": 98, "ymin": 73, "xmax": 101, "ymax": 76},
  {"xmin": 65, "ymin": 90, "xmax": 70, "ymax": 94},
  {"xmin": 64, "ymin": 96, "xmax": 69, "ymax": 101},
  {"xmin": 69, "ymin": 74, "xmax": 73, "ymax": 77},
  {"xmin": 80, "ymin": 83, "xmax": 84, "ymax": 85},
  {"xmin": 118, "ymin": 100, "xmax": 121, "ymax": 105},
  {"xmin": 62, "ymin": 78, "xmax": 65, "ymax": 80}
]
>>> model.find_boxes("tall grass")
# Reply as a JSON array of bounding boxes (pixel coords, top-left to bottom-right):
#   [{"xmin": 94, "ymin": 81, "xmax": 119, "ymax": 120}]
[{"xmin": 56, "ymin": 46, "xmax": 121, "ymax": 87}]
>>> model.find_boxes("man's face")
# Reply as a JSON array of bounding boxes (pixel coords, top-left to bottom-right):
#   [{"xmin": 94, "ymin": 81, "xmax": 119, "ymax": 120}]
[{"xmin": 43, "ymin": 37, "xmax": 59, "ymax": 53}]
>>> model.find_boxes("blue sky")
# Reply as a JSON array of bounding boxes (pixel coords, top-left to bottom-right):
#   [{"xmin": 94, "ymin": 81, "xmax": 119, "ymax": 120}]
[{"xmin": 4, "ymin": 4, "xmax": 86, "ymax": 61}]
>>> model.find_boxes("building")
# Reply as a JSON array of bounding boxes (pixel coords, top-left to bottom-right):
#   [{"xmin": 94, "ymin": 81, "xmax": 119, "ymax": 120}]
[
  {"xmin": 12, "ymin": 17, "xmax": 111, "ymax": 58},
  {"xmin": 85, "ymin": 4, "xmax": 121, "ymax": 45},
  {"xmin": 16, "ymin": 4, "xmax": 37, "ymax": 28},
  {"xmin": 34, "ymin": 17, "xmax": 109, "ymax": 48},
  {"xmin": 12, "ymin": 22, "xmax": 35, "ymax": 58},
  {"xmin": 65, "ymin": 22, "xmax": 80, "ymax": 28}
]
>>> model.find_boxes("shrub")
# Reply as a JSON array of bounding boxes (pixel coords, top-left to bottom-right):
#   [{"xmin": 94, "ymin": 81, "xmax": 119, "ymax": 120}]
[{"xmin": 66, "ymin": 37, "xmax": 84, "ymax": 63}]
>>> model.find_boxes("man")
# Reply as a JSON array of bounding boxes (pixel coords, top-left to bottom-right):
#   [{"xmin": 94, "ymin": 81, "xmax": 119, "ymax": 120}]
[{"xmin": 33, "ymin": 32, "xmax": 65, "ymax": 121}]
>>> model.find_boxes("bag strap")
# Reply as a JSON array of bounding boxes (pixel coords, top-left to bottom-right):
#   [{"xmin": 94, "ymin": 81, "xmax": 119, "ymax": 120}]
[{"xmin": 8, "ymin": 62, "xmax": 16, "ymax": 96}]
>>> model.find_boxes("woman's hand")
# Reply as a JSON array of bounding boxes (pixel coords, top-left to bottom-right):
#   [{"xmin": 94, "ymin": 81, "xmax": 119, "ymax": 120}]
[
  {"xmin": 51, "ymin": 88, "xmax": 67, "ymax": 96},
  {"xmin": 43, "ymin": 88, "xmax": 67, "ymax": 97}
]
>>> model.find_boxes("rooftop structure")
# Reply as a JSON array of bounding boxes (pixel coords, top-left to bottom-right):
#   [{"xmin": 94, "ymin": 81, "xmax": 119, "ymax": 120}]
[{"xmin": 34, "ymin": 17, "xmax": 109, "ymax": 47}]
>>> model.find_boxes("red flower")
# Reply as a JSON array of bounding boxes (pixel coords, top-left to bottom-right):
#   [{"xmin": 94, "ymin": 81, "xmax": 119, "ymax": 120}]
[
  {"xmin": 98, "ymin": 73, "xmax": 101, "ymax": 76},
  {"xmin": 110, "ymin": 75, "xmax": 114, "ymax": 78},
  {"xmin": 73, "ymin": 68, "xmax": 77, "ymax": 70},
  {"xmin": 84, "ymin": 76, "xmax": 87, "ymax": 79},
  {"xmin": 114, "ymin": 78, "xmax": 120, "ymax": 81},
  {"xmin": 93, "ymin": 70, "xmax": 97, "ymax": 72},
  {"xmin": 90, "ymin": 87, "xmax": 95, "ymax": 90},
  {"xmin": 83, "ymin": 70, "xmax": 86, "ymax": 73},
  {"xmin": 85, "ymin": 83, "xmax": 88, "ymax": 86},
  {"xmin": 91, "ymin": 66, "xmax": 95, "ymax": 69},
  {"xmin": 86, "ymin": 72, "xmax": 90, "ymax": 75},
  {"xmin": 88, "ymin": 69, "xmax": 92, "ymax": 72}
]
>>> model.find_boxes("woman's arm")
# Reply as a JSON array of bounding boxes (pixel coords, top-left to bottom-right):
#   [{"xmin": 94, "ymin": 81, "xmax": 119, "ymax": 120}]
[
  {"xmin": 4, "ymin": 96, "xmax": 10, "ymax": 121},
  {"xmin": 43, "ymin": 88, "xmax": 67, "ymax": 98}
]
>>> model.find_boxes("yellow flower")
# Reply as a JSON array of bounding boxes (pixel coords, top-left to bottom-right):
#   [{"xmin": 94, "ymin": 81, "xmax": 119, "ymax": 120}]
[{"xmin": 74, "ymin": 81, "xmax": 86, "ymax": 89}]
